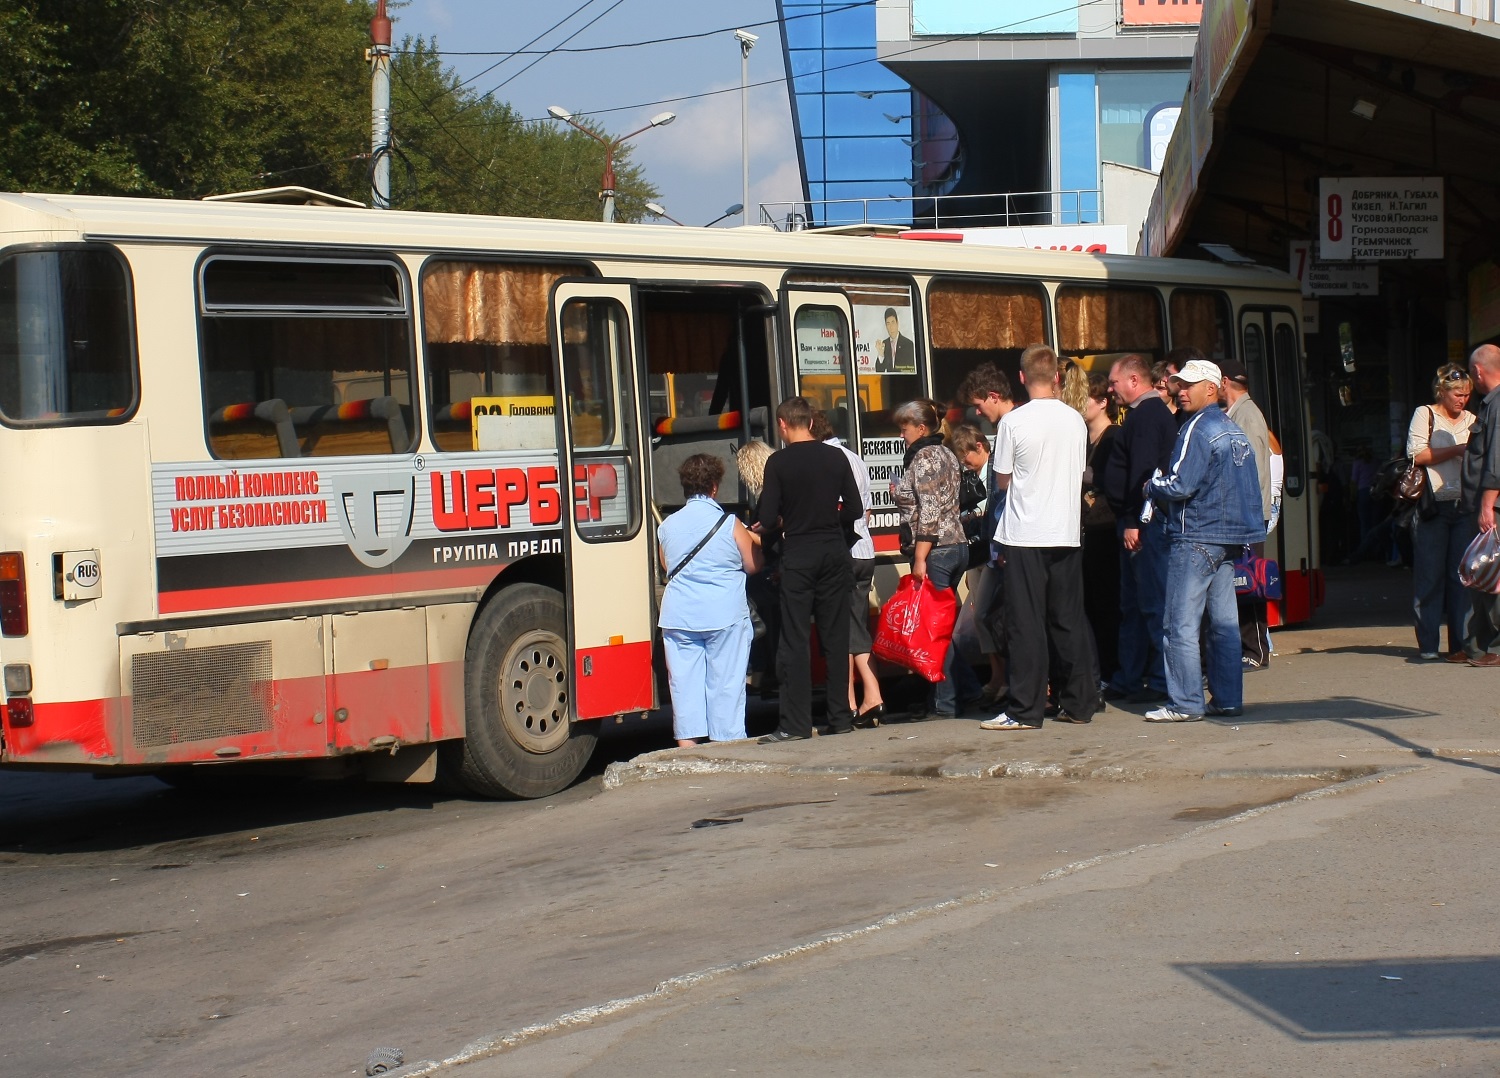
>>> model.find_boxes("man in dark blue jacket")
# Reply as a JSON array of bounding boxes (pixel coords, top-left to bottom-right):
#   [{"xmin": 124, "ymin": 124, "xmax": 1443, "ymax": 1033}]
[
  {"xmin": 1145, "ymin": 359, "xmax": 1266, "ymax": 722},
  {"xmin": 1102, "ymin": 353, "xmax": 1178, "ymax": 701}
]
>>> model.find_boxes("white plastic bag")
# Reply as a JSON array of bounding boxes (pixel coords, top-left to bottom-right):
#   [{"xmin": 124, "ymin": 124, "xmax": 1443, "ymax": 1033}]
[{"xmin": 1460, "ymin": 528, "xmax": 1500, "ymax": 593}]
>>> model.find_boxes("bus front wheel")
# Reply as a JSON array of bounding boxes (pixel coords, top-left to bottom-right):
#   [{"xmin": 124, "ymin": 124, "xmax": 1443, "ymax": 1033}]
[{"xmin": 444, "ymin": 584, "xmax": 597, "ymax": 799}]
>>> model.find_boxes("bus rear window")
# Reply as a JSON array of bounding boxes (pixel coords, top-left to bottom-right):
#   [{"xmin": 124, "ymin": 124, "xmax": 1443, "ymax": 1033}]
[{"xmin": 0, "ymin": 247, "xmax": 136, "ymax": 425}]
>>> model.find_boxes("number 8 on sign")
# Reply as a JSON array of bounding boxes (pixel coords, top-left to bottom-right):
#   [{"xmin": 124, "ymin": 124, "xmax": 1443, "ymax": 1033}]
[{"xmin": 1325, "ymin": 193, "xmax": 1343, "ymax": 242}]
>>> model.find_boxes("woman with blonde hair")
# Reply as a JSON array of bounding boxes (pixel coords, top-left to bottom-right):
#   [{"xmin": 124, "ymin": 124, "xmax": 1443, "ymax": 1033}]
[
  {"xmin": 1409, "ymin": 362, "xmax": 1477, "ymax": 660},
  {"xmin": 1060, "ymin": 358, "xmax": 1090, "ymax": 417}
]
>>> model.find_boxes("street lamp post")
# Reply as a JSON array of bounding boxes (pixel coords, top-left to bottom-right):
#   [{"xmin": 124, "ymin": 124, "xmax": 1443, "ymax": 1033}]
[
  {"xmin": 705, "ymin": 203, "xmax": 745, "ymax": 228},
  {"xmin": 734, "ymin": 30, "xmax": 758, "ymax": 225},
  {"xmin": 645, "ymin": 202, "xmax": 685, "ymax": 226},
  {"xmin": 547, "ymin": 106, "xmax": 676, "ymax": 223}
]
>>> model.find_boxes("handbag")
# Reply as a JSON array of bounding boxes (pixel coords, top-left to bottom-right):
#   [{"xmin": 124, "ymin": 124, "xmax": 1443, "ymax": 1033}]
[
  {"xmin": 962, "ymin": 515, "xmax": 989, "ymax": 569},
  {"xmin": 958, "ymin": 467, "xmax": 986, "ymax": 512},
  {"xmin": 1232, "ymin": 545, "xmax": 1283, "ymax": 600},
  {"xmin": 872, "ymin": 574, "xmax": 959, "ymax": 682},
  {"xmin": 1394, "ymin": 407, "xmax": 1434, "ymax": 504}
]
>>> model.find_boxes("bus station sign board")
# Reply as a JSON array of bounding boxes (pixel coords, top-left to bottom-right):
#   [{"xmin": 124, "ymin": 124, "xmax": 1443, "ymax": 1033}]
[
  {"xmin": 1289, "ymin": 241, "xmax": 1378, "ymax": 298},
  {"xmin": 1318, "ymin": 177, "xmax": 1444, "ymax": 261}
]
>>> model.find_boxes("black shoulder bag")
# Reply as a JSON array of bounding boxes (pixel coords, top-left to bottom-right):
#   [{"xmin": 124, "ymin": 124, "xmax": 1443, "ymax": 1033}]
[{"xmin": 666, "ymin": 512, "xmax": 733, "ymax": 585}]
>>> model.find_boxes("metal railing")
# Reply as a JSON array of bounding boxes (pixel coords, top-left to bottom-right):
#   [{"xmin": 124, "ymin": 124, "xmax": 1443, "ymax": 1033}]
[{"xmin": 757, "ymin": 188, "xmax": 1102, "ymax": 232}]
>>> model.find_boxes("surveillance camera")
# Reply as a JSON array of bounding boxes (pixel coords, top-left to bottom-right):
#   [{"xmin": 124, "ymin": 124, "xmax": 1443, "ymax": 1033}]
[{"xmin": 734, "ymin": 29, "xmax": 759, "ymax": 46}]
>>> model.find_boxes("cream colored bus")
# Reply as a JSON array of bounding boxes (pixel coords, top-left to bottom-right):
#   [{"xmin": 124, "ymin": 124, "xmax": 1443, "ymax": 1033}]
[{"xmin": 0, "ymin": 193, "xmax": 1318, "ymax": 797}]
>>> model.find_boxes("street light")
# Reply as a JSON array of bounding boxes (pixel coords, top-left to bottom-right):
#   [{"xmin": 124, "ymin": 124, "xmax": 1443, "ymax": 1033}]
[
  {"xmin": 705, "ymin": 203, "xmax": 745, "ymax": 228},
  {"xmin": 734, "ymin": 29, "xmax": 758, "ymax": 226},
  {"xmin": 547, "ymin": 105, "xmax": 676, "ymax": 223},
  {"xmin": 645, "ymin": 202, "xmax": 685, "ymax": 226}
]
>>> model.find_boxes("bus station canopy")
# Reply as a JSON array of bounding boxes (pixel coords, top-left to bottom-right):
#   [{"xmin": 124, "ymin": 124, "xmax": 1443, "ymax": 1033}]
[{"xmin": 1143, "ymin": 0, "xmax": 1500, "ymax": 267}]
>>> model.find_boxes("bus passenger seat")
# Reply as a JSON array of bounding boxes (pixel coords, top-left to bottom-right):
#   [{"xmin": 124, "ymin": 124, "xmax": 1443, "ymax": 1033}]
[{"xmin": 208, "ymin": 399, "xmax": 299, "ymax": 458}]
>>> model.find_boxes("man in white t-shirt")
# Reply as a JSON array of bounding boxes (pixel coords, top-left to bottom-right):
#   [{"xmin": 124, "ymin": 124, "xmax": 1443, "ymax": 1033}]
[{"xmin": 980, "ymin": 344, "xmax": 1098, "ymax": 731}]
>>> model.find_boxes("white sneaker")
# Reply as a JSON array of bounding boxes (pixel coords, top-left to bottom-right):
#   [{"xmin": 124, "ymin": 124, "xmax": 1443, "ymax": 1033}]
[
  {"xmin": 1419, "ymin": 652, "xmax": 1440, "ymax": 660},
  {"xmin": 1144, "ymin": 706, "xmax": 1203, "ymax": 723},
  {"xmin": 979, "ymin": 712, "xmax": 1038, "ymax": 730}
]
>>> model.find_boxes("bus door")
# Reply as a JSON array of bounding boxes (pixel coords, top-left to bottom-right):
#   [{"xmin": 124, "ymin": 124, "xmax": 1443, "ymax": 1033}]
[
  {"xmin": 548, "ymin": 280, "xmax": 656, "ymax": 719},
  {"xmin": 1240, "ymin": 306, "xmax": 1318, "ymax": 623},
  {"xmin": 782, "ymin": 289, "xmax": 860, "ymax": 444}
]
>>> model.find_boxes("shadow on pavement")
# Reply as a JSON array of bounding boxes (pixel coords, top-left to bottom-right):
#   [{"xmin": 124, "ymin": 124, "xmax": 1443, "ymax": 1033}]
[
  {"xmin": 1207, "ymin": 696, "xmax": 1437, "ymax": 725},
  {"xmin": 1176, "ymin": 956, "xmax": 1500, "ymax": 1040}
]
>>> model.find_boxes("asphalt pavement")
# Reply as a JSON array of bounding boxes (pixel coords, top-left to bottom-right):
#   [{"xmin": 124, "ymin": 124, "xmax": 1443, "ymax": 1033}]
[{"xmin": 434, "ymin": 564, "xmax": 1500, "ymax": 1076}]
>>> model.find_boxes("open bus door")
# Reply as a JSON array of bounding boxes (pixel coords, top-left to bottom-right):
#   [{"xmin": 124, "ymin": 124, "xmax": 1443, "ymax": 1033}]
[
  {"xmin": 1240, "ymin": 305, "xmax": 1319, "ymax": 625},
  {"xmin": 549, "ymin": 280, "xmax": 656, "ymax": 721}
]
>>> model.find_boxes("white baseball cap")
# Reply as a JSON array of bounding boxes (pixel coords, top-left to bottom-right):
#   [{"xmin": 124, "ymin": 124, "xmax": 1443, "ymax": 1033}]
[{"xmin": 1171, "ymin": 359, "xmax": 1223, "ymax": 385}]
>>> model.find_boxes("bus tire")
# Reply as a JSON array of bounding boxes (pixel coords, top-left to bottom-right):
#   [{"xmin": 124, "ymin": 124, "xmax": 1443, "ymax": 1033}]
[{"xmin": 445, "ymin": 584, "xmax": 596, "ymax": 799}]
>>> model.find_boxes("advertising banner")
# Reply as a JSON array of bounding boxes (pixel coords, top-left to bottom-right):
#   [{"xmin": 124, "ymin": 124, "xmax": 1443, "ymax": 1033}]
[
  {"xmin": 957, "ymin": 224, "xmax": 1128, "ymax": 253},
  {"xmin": 1318, "ymin": 177, "xmax": 1444, "ymax": 261},
  {"xmin": 853, "ymin": 304, "xmax": 917, "ymax": 374},
  {"xmin": 1122, "ymin": 0, "xmax": 1203, "ymax": 26},
  {"xmin": 913, "ymin": 0, "xmax": 1076, "ymax": 35}
]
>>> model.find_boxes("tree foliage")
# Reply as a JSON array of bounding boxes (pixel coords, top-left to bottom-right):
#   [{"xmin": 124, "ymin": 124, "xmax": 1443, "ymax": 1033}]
[{"xmin": 0, "ymin": 1, "xmax": 659, "ymax": 219}]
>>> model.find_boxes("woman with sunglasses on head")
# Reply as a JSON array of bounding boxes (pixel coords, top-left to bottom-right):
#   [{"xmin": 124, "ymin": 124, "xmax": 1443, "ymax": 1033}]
[{"xmin": 1409, "ymin": 363, "xmax": 1477, "ymax": 660}]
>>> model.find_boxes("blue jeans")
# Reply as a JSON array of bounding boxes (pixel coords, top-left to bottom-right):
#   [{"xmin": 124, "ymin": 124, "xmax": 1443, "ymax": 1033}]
[
  {"xmin": 925, "ymin": 543, "xmax": 982, "ymax": 715},
  {"xmin": 1111, "ymin": 516, "xmax": 1168, "ymax": 694},
  {"xmin": 1163, "ymin": 539, "xmax": 1242, "ymax": 714},
  {"xmin": 1411, "ymin": 500, "xmax": 1475, "ymax": 655}
]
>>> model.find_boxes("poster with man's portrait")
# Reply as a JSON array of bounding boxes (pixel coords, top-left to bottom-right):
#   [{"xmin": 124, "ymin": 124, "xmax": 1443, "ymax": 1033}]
[{"xmin": 854, "ymin": 305, "xmax": 917, "ymax": 374}]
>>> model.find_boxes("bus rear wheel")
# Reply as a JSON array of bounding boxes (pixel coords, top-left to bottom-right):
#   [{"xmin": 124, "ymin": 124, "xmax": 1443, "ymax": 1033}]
[{"xmin": 443, "ymin": 584, "xmax": 597, "ymax": 799}]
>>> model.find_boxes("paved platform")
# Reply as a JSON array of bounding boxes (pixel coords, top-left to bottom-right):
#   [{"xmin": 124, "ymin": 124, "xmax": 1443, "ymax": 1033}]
[{"xmin": 606, "ymin": 564, "xmax": 1500, "ymax": 791}]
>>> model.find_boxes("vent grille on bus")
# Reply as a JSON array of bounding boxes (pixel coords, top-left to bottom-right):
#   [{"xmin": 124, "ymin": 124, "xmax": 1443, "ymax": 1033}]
[{"xmin": 131, "ymin": 641, "xmax": 274, "ymax": 748}]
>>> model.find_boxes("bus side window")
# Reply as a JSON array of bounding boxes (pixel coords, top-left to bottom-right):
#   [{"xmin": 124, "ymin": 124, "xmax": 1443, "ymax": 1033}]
[
  {"xmin": 1169, "ymin": 289, "xmax": 1232, "ymax": 361},
  {"xmin": 421, "ymin": 260, "xmax": 582, "ymax": 453},
  {"xmin": 927, "ymin": 278, "xmax": 1048, "ymax": 430},
  {"xmin": 1056, "ymin": 284, "xmax": 1164, "ymax": 375},
  {"xmin": 0, "ymin": 247, "xmax": 138, "ymax": 426},
  {"xmin": 199, "ymin": 257, "xmax": 415, "ymax": 459}
]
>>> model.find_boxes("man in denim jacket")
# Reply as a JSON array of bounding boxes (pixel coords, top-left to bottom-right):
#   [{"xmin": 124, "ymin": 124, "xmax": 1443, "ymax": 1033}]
[{"xmin": 1143, "ymin": 359, "xmax": 1267, "ymax": 722}]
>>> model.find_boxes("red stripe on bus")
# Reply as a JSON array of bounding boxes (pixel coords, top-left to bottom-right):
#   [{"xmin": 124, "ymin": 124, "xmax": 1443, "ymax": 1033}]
[
  {"xmin": 574, "ymin": 640, "xmax": 653, "ymax": 718},
  {"xmin": 3, "ymin": 697, "xmax": 120, "ymax": 762},
  {"xmin": 4, "ymin": 660, "xmax": 471, "ymax": 767},
  {"xmin": 157, "ymin": 565, "xmax": 505, "ymax": 614}
]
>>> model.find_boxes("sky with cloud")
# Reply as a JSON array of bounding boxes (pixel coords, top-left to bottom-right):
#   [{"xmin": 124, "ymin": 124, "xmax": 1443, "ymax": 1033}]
[{"xmin": 393, "ymin": 0, "xmax": 805, "ymax": 225}]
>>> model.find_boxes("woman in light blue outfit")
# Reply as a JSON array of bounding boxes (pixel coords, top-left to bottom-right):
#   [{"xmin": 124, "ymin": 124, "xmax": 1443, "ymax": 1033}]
[{"xmin": 658, "ymin": 454, "xmax": 763, "ymax": 746}]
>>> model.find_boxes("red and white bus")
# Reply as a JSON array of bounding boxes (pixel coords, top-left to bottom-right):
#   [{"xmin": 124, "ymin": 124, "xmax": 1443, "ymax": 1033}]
[{"xmin": 0, "ymin": 192, "xmax": 1319, "ymax": 796}]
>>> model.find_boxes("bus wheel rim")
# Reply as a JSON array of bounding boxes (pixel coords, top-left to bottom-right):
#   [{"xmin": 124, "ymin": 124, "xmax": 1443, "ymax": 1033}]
[{"xmin": 499, "ymin": 629, "xmax": 571, "ymax": 755}]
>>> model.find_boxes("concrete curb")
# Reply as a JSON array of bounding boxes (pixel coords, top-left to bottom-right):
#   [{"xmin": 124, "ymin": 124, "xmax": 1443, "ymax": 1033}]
[{"xmin": 601, "ymin": 752, "xmax": 1383, "ymax": 790}]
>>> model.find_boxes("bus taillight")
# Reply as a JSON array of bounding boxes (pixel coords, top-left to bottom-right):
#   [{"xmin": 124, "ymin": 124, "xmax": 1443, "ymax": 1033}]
[
  {"xmin": 0, "ymin": 553, "xmax": 28, "ymax": 636},
  {"xmin": 5, "ymin": 697, "xmax": 32, "ymax": 727}
]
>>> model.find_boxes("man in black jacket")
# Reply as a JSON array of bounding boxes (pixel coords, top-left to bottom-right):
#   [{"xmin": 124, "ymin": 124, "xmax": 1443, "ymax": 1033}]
[
  {"xmin": 1102, "ymin": 353, "xmax": 1178, "ymax": 701},
  {"xmin": 755, "ymin": 396, "xmax": 864, "ymax": 741},
  {"xmin": 1461, "ymin": 344, "xmax": 1500, "ymax": 665}
]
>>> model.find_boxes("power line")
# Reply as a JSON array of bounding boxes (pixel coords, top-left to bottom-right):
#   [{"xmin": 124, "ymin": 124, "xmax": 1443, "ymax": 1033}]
[
  {"xmin": 424, "ymin": 0, "xmax": 1115, "ymax": 132},
  {"xmin": 478, "ymin": 0, "xmax": 627, "ymax": 99},
  {"xmin": 402, "ymin": 2, "xmax": 876, "ymax": 58},
  {"xmin": 448, "ymin": 0, "xmax": 604, "ymax": 95}
]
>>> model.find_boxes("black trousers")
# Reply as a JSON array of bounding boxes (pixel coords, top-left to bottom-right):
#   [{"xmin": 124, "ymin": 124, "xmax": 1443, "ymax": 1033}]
[
  {"xmin": 776, "ymin": 543, "xmax": 854, "ymax": 737},
  {"xmin": 1000, "ymin": 544, "xmax": 1097, "ymax": 725},
  {"xmin": 1237, "ymin": 538, "xmax": 1270, "ymax": 666}
]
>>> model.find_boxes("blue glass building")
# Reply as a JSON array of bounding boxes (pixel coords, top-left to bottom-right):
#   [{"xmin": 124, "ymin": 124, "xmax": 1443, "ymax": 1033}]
[
  {"xmin": 776, "ymin": 1, "xmax": 959, "ymax": 227},
  {"xmin": 777, "ymin": 0, "xmax": 1197, "ymax": 232}
]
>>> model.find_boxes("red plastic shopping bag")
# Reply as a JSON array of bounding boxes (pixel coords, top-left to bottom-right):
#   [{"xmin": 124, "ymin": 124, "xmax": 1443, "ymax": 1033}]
[{"xmin": 871, "ymin": 574, "xmax": 959, "ymax": 682}]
